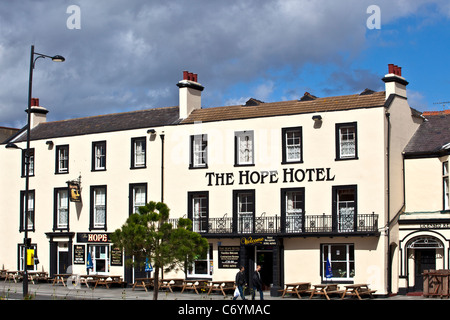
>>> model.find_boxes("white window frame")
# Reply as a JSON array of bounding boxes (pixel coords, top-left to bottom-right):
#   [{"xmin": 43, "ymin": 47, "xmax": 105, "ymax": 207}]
[
  {"xmin": 187, "ymin": 244, "xmax": 213, "ymax": 279},
  {"xmin": 339, "ymin": 126, "xmax": 356, "ymax": 158},
  {"xmin": 88, "ymin": 244, "xmax": 110, "ymax": 275},
  {"xmin": 322, "ymin": 244, "xmax": 355, "ymax": 281},
  {"xmin": 132, "ymin": 185, "xmax": 146, "ymax": 214},
  {"xmin": 93, "ymin": 187, "xmax": 106, "ymax": 228},
  {"xmin": 56, "ymin": 189, "xmax": 69, "ymax": 229},
  {"xmin": 93, "ymin": 141, "xmax": 106, "ymax": 170},
  {"xmin": 132, "ymin": 138, "xmax": 146, "ymax": 168},
  {"xmin": 237, "ymin": 192, "xmax": 254, "ymax": 233},
  {"xmin": 191, "ymin": 134, "xmax": 208, "ymax": 168},
  {"xmin": 444, "ymin": 161, "xmax": 449, "ymax": 210},
  {"xmin": 21, "ymin": 191, "xmax": 35, "ymax": 231},
  {"xmin": 337, "ymin": 188, "xmax": 356, "ymax": 232},
  {"xmin": 19, "ymin": 244, "xmax": 38, "ymax": 272},
  {"xmin": 57, "ymin": 145, "xmax": 69, "ymax": 173},
  {"xmin": 235, "ymin": 131, "xmax": 254, "ymax": 165},
  {"xmin": 285, "ymin": 128, "xmax": 302, "ymax": 162},
  {"xmin": 192, "ymin": 194, "xmax": 208, "ymax": 232}
]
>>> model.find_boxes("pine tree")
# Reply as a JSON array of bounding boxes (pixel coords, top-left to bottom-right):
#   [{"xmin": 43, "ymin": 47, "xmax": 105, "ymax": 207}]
[{"xmin": 111, "ymin": 201, "xmax": 209, "ymax": 300}]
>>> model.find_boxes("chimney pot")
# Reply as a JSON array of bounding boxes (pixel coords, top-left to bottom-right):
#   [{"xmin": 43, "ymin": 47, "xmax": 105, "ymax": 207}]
[
  {"xmin": 31, "ymin": 98, "xmax": 39, "ymax": 106},
  {"xmin": 177, "ymin": 70, "xmax": 204, "ymax": 119},
  {"xmin": 388, "ymin": 64, "xmax": 394, "ymax": 74}
]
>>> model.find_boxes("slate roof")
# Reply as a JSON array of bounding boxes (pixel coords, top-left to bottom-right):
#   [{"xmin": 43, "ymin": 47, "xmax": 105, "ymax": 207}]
[
  {"xmin": 7, "ymin": 90, "xmax": 393, "ymax": 143},
  {"xmin": 13, "ymin": 106, "xmax": 180, "ymax": 142},
  {"xmin": 403, "ymin": 110, "xmax": 450, "ymax": 156},
  {"xmin": 180, "ymin": 91, "xmax": 387, "ymax": 124}
]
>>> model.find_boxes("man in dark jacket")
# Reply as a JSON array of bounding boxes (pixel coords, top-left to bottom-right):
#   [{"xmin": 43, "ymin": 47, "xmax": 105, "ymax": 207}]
[
  {"xmin": 233, "ymin": 266, "xmax": 246, "ymax": 300},
  {"xmin": 252, "ymin": 265, "xmax": 264, "ymax": 300}
]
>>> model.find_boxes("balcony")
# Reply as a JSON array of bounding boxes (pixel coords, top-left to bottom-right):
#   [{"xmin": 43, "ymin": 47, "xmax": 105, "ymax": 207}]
[{"xmin": 189, "ymin": 212, "xmax": 379, "ymax": 237}]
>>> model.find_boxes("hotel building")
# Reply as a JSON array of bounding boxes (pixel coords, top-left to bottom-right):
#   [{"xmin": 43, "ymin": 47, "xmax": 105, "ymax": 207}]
[{"xmin": 1, "ymin": 65, "xmax": 448, "ymax": 296}]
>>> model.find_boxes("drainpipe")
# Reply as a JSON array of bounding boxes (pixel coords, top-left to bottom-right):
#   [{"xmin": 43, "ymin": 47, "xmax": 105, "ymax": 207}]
[
  {"xmin": 386, "ymin": 112, "xmax": 392, "ymax": 295},
  {"xmin": 160, "ymin": 133, "xmax": 165, "ymax": 203}
]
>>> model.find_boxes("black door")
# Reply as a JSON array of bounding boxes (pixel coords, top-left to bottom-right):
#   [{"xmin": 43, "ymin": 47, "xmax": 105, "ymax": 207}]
[
  {"xmin": 256, "ymin": 250, "xmax": 273, "ymax": 291},
  {"xmin": 58, "ymin": 251, "xmax": 69, "ymax": 274},
  {"xmin": 414, "ymin": 249, "xmax": 436, "ymax": 292}
]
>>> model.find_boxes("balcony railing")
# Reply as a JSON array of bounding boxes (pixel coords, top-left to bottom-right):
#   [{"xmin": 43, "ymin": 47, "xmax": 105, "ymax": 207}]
[{"xmin": 188, "ymin": 212, "xmax": 379, "ymax": 236}]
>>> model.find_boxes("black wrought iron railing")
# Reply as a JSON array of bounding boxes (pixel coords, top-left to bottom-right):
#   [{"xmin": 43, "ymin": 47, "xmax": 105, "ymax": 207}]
[{"xmin": 186, "ymin": 212, "xmax": 379, "ymax": 236}]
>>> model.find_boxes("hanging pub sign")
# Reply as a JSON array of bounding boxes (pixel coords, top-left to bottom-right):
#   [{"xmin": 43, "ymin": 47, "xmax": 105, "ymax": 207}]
[
  {"xmin": 67, "ymin": 175, "xmax": 81, "ymax": 202},
  {"xmin": 69, "ymin": 183, "xmax": 81, "ymax": 202},
  {"xmin": 67, "ymin": 175, "xmax": 82, "ymax": 202}
]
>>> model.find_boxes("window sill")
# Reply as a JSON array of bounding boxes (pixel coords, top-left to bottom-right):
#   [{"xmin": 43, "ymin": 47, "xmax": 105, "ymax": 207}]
[
  {"xmin": 130, "ymin": 166, "xmax": 147, "ymax": 170},
  {"xmin": 281, "ymin": 160, "xmax": 303, "ymax": 165},
  {"xmin": 335, "ymin": 157, "xmax": 359, "ymax": 161},
  {"xmin": 189, "ymin": 165, "xmax": 209, "ymax": 170}
]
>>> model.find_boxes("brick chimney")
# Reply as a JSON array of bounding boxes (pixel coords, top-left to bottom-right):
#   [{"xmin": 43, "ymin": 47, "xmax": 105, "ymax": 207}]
[
  {"xmin": 176, "ymin": 71, "xmax": 204, "ymax": 119},
  {"xmin": 26, "ymin": 98, "xmax": 49, "ymax": 128},
  {"xmin": 382, "ymin": 64, "xmax": 408, "ymax": 100}
]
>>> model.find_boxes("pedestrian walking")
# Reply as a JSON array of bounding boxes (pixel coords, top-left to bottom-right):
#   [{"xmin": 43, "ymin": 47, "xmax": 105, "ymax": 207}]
[
  {"xmin": 252, "ymin": 265, "xmax": 264, "ymax": 300},
  {"xmin": 233, "ymin": 266, "xmax": 247, "ymax": 300}
]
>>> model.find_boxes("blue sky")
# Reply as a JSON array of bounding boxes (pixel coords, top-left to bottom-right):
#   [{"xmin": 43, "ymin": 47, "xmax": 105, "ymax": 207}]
[{"xmin": 0, "ymin": 1, "xmax": 449, "ymax": 129}]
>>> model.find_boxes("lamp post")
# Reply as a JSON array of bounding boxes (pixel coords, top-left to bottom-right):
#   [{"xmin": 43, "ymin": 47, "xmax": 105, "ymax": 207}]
[{"xmin": 5, "ymin": 45, "xmax": 64, "ymax": 298}]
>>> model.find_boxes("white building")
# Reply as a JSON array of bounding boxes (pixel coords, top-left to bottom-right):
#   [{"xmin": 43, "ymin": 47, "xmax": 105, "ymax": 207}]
[{"xmin": 1, "ymin": 65, "xmax": 447, "ymax": 296}]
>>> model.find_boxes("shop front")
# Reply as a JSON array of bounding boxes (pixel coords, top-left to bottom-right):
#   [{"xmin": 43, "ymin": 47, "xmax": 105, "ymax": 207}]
[
  {"xmin": 398, "ymin": 223, "xmax": 449, "ymax": 293},
  {"xmin": 238, "ymin": 236, "xmax": 283, "ymax": 296}
]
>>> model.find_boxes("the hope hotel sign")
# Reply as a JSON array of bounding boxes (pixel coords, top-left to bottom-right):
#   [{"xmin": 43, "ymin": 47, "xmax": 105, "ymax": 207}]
[{"xmin": 205, "ymin": 167, "xmax": 335, "ymax": 186}]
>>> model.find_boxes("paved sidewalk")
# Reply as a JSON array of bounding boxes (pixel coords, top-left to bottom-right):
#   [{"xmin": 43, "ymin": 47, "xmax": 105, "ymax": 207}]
[{"xmin": 0, "ymin": 280, "xmax": 439, "ymax": 300}]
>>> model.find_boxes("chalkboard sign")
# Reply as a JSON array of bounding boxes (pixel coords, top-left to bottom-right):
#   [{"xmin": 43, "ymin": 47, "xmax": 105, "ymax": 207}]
[
  {"xmin": 218, "ymin": 246, "xmax": 240, "ymax": 268},
  {"xmin": 74, "ymin": 245, "xmax": 85, "ymax": 265},
  {"xmin": 111, "ymin": 247, "xmax": 123, "ymax": 266}
]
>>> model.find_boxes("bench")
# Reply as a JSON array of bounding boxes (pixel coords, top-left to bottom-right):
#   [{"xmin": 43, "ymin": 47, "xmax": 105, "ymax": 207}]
[
  {"xmin": 280, "ymin": 282, "xmax": 311, "ymax": 298},
  {"xmin": 207, "ymin": 281, "xmax": 236, "ymax": 296},
  {"xmin": 309, "ymin": 284, "xmax": 344, "ymax": 300},
  {"xmin": 133, "ymin": 277, "xmax": 154, "ymax": 292},
  {"xmin": 341, "ymin": 284, "xmax": 376, "ymax": 300}
]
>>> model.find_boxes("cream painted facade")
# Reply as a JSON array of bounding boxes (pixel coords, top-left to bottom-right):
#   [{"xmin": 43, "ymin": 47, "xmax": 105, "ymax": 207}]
[
  {"xmin": 1, "ymin": 65, "xmax": 436, "ymax": 296},
  {"xmin": 399, "ymin": 152, "xmax": 450, "ymax": 293}
]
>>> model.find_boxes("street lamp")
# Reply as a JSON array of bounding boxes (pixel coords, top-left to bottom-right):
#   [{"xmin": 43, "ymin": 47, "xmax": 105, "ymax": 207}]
[{"xmin": 5, "ymin": 45, "xmax": 64, "ymax": 298}]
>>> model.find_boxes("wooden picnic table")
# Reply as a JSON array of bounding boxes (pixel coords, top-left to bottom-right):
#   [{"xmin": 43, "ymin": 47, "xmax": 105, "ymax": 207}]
[
  {"xmin": 52, "ymin": 273, "xmax": 72, "ymax": 286},
  {"xmin": 341, "ymin": 284, "xmax": 376, "ymax": 300},
  {"xmin": 309, "ymin": 284, "xmax": 344, "ymax": 300},
  {"xmin": 27, "ymin": 271, "xmax": 49, "ymax": 284},
  {"xmin": 181, "ymin": 280, "xmax": 207, "ymax": 294},
  {"xmin": 91, "ymin": 275, "xmax": 125, "ymax": 289},
  {"xmin": 159, "ymin": 278, "xmax": 185, "ymax": 292},
  {"xmin": 207, "ymin": 281, "xmax": 236, "ymax": 296},
  {"xmin": 281, "ymin": 282, "xmax": 311, "ymax": 298},
  {"xmin": 4, "ymin": 271, "xmax": 23, "ymax": 283},
  {"xmin": 78, "ymin": 275, "xmax": 98, "ymax": 288},
  {"xmin": 132, "ymin": 277, "xmax": 154, "ymax": 292},
  {"xmin": 0, "ymin": 269, "xmax": 8, "ymax": 280}
]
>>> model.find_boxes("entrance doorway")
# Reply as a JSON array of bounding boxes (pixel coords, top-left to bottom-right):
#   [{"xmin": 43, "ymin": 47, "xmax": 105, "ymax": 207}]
[
  {"xmin": 256, "ymin": 247, "xmax": 273, "ymax": 291},
  {"xmin": 57, "ymin": 242, "xmax": 69, "ymax": 274},
  {"xmin": 414, "ymin": 249, "xmax": 436, "ymax": 292}
]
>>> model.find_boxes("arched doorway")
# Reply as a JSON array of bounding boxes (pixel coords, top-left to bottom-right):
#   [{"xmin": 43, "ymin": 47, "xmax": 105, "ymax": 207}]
[{"xmin": 407, "ymin": 236, "xmax": 443, "ymax": 292}]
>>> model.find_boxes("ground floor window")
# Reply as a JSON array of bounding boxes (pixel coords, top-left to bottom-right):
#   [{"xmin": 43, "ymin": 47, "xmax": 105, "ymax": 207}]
[
  {"xmin": 18, "ymin": 244, "xmax": 38, "ymax": 272},
  {"xmin": 188, "ymin": 244, "xmax": 213, "ymax": 278},
  {"xmin": 88, "ymin": 244, "xmax": 110, "ymax": 274},
  {"xmin": 321, "ymin": 244, "xmax": 354, "ymax": 281}
]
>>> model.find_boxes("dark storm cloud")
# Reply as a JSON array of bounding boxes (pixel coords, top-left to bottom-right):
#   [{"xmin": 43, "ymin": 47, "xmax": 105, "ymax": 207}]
[{"xmin": 0, "ymin": 0, "xmax": 447, "ymax": 128}]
